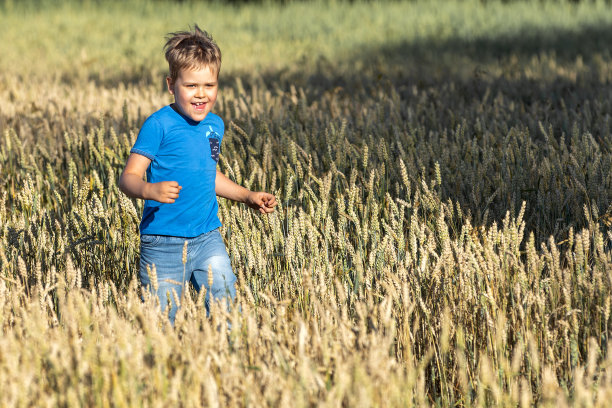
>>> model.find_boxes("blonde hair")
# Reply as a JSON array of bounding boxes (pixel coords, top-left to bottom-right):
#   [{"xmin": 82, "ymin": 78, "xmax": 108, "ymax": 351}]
[{"xmin": 164, "ymin": 25, "xmax": 222, "ymax": 83}]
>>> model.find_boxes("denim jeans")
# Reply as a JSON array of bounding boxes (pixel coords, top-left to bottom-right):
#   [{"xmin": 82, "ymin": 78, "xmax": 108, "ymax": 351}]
[{"xmin": 139, "ymin": 228, "xmax": 236, "ymax": 324}]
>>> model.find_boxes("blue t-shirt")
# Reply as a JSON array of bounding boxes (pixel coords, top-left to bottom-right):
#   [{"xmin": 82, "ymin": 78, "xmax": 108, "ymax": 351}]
[{"xmin": 130, "ymin": 105, "xmax": 224, "ymax": 237}]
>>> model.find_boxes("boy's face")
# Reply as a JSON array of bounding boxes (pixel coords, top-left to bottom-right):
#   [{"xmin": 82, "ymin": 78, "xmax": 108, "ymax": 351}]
[{"xmin": 167, "ymin": 65, "xmax": 218, "ymax": 122}]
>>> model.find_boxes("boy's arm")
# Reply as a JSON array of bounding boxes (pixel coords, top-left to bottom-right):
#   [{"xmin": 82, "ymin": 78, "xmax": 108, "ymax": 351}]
[
  {"xmin": 215, "ymin": 170, "xmax": 277, "ymax": 214},
  {"xmin": 119, "ymin": 153, "xmax": 182, "ymax": 203}
]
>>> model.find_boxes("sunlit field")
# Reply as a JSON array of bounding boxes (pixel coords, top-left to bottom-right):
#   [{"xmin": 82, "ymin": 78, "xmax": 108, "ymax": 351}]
[{"xmin": 1, "ymin": 0, "xmax": 612, "ymax": 406}]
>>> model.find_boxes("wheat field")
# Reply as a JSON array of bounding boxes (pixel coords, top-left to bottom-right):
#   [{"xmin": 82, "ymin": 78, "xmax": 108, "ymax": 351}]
[{"xmin": 1, "ymin": 0, "xmax": 612, "ymax": 406}]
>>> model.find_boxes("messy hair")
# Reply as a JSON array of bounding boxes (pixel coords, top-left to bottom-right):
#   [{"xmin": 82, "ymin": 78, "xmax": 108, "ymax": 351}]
[{"xmin": 164, "ymin": 25, "xmax": 222, "ymax": 82}]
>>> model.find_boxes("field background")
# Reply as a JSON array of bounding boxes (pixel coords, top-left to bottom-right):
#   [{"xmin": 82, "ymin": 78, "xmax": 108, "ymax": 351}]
[{"xmin": 1, "ymin": 0, "xmax": 612, "ymax": 406}]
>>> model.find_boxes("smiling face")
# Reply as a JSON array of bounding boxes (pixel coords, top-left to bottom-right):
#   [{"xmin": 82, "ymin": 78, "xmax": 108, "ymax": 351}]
[{"xmin": 166, "ymin": 65, "xmax": 218, "ymax": 122}]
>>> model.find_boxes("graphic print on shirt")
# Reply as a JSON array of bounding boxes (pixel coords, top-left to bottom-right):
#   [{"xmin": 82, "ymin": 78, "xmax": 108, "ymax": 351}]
[{"xmin": 206, "ymin": 125, "xmax": 220, "ymax": 163}]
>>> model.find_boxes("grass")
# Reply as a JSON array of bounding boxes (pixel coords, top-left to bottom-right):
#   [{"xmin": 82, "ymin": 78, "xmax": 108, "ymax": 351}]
[{"xmin": 1, "ymin": 0, "xmax": 612, "ymax": 406}]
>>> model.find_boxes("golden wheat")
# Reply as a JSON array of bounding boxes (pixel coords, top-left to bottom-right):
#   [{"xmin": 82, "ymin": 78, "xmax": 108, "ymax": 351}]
[{"xmin": 1, "ymin": 0, "xmax": 612, "ymax": 406}]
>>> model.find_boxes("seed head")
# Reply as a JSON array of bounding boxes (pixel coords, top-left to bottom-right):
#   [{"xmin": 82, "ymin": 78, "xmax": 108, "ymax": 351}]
[
  {"xmin": 208, "ymin": 263, "xmax": 214, "ymax": 289},
  {"xmin": 182, "ymin": 240, "xmax": 188, "ymax": 265}
]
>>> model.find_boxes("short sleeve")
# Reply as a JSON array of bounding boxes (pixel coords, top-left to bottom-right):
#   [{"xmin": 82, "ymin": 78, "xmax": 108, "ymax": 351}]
[
  {"xmin": 130, "ymin": 116, "xmax": 163, "ymax": 160},
  {"xmin": 217, "ymin": 116, "xmax": 225, "ymax": 140},
  {"xmin": 207, "ymin": 114, "xmax": 224, "ymax": 142},
  {"xmin": 216, "ymin": 117, "xmax": 225, "ymax": 153}
]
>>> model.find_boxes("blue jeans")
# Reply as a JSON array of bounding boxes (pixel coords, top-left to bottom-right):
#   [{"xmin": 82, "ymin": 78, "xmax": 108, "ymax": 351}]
[{"xmin": 139, "ymin": 228, "xmax": 236, "ymax": 324}]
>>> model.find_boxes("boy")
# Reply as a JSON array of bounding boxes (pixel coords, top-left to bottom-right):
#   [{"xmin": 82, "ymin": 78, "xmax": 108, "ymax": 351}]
[{"xmin": 119, "ymin": 25, "xmax": 276, "ymax": 324}]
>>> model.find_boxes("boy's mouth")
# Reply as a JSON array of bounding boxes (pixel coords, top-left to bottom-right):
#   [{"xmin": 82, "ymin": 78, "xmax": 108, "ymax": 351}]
[{"xmin": 192, "ymin": 102, "xmax": 206, "ymax": 111}]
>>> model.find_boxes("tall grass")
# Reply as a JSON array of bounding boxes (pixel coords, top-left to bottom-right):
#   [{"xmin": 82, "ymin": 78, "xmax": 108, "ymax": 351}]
[{"xmin": 1, "ymin": 0, "xmax": 612, "ymax": 406}]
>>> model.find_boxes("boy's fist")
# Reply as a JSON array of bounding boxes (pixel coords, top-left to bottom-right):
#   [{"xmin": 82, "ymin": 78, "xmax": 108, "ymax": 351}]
[
  {"xmin": 246, "ymin": 191, "xmax": 277, "ymax": 214},
  {"xmin": 148, "ymin": 181, "xmax": 182, "ymax": 203}
]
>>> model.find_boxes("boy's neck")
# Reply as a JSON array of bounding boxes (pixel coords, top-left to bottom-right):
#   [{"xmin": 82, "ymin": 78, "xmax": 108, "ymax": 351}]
[
  {"xmin": 169, "ymin": 102, "xmax": 183, "ymax": 117},
  {"xmin": 169, "ymin": 103, "xmax": 202, "ymax": 125}
]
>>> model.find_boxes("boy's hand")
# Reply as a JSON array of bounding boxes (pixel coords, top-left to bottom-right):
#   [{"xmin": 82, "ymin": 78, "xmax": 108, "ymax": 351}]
[
  {"xmin": 245, "ymin": 191, "xmax": 277, "ymax": 214},
  {"xmin": 147, "ymin": 181, "xmax": 182, "ymax": 203}
]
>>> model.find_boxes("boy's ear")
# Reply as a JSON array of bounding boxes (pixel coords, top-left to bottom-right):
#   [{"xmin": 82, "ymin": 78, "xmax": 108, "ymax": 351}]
[{"xmin": 166, "ymin": 76, "xmax": 174, "ymax": 95}]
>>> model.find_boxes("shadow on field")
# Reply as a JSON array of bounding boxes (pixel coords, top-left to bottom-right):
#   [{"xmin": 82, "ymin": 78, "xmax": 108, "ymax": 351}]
[
  {"xmin": 373, "ymin": 21, "xmax": 612, "ymax": 67},
  {"xmin": 244, "ymin": 20, "xmax": 612, "ymax": 91},
  {"xmin": 227, "ymin": 20, "xmax": 612, "ymax": 138}
]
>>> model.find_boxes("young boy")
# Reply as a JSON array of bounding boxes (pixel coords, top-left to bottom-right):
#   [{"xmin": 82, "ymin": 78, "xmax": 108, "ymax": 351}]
[{"xmin": 119, "ymin": 25, "xmax": 276, "ymax": 324}]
